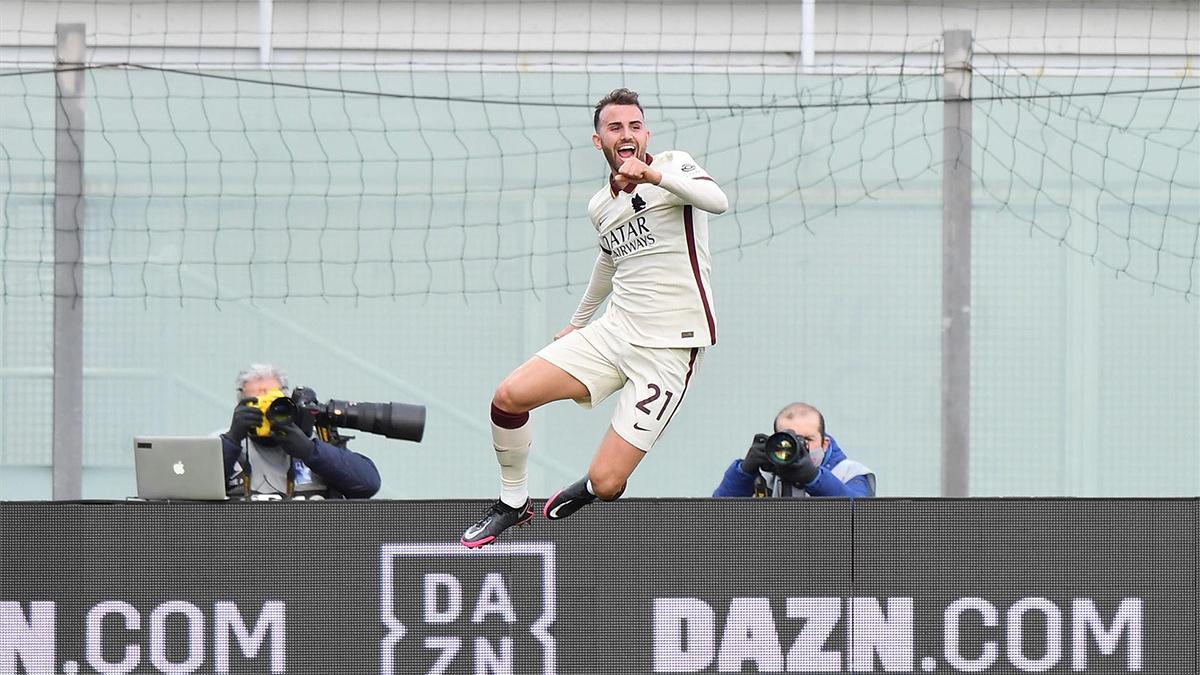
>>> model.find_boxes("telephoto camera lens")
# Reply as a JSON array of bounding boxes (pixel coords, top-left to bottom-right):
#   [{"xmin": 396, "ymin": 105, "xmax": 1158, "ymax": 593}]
[
  {"xmin": 764, "ymin": 431, "xmax": 806, "ymax": 465},
  {"xmin": 325, "ymin": 400, "xmax": 426, "ymax": 442}
]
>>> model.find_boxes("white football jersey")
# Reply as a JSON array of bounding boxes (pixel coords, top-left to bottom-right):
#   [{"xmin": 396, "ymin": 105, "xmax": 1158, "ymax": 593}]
[{"xmin": 583, "ymin": 150, "xmax": 728, "ymax": 348}]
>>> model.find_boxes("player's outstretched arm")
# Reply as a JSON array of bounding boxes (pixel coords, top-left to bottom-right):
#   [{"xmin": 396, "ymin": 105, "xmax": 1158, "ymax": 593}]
[
  {"xmin": 567, "ymin": 252, "xmax": 616, "ymax": 329},
  {"xmin": 657, "ymin": 170, "xmax": 728, "ymax": 215},
  {"xmin": 651, "ymin": 152, "xmax": 729, "ymax": 215}
]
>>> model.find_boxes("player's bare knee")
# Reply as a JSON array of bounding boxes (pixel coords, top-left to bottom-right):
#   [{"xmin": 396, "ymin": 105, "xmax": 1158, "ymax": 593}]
[{"xmin": 491, "ymin": 381, "xmax": 529, "ymax": 415}]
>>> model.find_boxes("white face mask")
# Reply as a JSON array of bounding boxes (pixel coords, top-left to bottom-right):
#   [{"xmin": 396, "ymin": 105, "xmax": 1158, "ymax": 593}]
[{"xmin": 809, "ymin": 443, "xmax": 826, "ymax": 469}]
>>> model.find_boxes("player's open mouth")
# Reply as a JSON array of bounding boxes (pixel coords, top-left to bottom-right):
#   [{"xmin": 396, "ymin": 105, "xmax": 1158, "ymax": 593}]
[{"xmin": 616, "ymin": 144, "xmax": 636, "ymax": 159}]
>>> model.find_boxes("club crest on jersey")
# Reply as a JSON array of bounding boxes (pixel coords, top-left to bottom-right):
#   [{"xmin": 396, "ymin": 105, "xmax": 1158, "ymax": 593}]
[
  {"xmin": 601, "ymin": 215, "xmax": 656, "ymax": 259},
  {"xmin": 681, "ymin": 163, "xmax": 697, "ymax": 172},
  {"xmin": 631, "ymin": 193, "xmax": 647, "ymax": 213}
]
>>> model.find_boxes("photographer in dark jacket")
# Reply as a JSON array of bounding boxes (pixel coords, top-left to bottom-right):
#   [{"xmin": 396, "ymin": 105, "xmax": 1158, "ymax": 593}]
[
  {"xmin": 221, "ymin": 364, "xmax": 381, "ymax": 499},
  {"xmin": 713, "ymin": 402, "xmax": 875, "ymax": 498}
]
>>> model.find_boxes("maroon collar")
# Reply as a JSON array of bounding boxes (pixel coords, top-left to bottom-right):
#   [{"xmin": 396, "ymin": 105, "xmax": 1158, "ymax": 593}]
[{"xmin": 608, "ymin": 153, "xmax": 653, "ymax": 198}]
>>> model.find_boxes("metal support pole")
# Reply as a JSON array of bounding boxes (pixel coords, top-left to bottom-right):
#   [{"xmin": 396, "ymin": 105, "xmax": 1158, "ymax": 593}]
[
  {"xmin": 941, "ymin": 30, "xmax": 972, "ymax": 497},
  {"xmin": 258, "ymin": 0, "xmax": 274, "ymax": 66},
  {"xmin": 801, "ymin": 0, "xmax": 816, "ymax": 71},
  {"xmin": 53, "ymin": 23, "xmax": 86, "ymax": 500},
  {"xmin": 53, "ymin": 23, "xmax": 87, "ymax": 497}
]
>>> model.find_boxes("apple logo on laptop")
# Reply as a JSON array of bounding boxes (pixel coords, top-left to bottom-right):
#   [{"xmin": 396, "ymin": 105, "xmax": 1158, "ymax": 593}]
[{"xmin": 173, "ymin": 461, "xmax": 186, "ymax": 475}]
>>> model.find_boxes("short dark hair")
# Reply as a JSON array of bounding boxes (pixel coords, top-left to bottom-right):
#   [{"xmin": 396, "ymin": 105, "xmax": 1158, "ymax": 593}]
[
  {"xmin": 773, "ymin": 402, "xmax": 825, "ymax": 436},
  {"xmin": 593, "ymin": 88, "xmax": 643, "ymax": 130}
]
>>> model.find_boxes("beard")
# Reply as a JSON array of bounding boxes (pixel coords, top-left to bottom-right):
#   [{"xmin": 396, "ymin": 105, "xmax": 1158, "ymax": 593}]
[
  {"xmin": 602, "ymin": 142, "xmax": 641, "ymax": 172},
  {"xmin": 602, "ymin": 144, "xmax": 620, "ymax": 172}
]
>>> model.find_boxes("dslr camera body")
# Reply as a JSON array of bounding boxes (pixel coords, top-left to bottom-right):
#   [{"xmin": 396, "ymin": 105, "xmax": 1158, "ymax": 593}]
[
  {"xmin": 249, "ymin": 388, "xmax": 296, "ymax": 437},
  {"xmin": 749, "ymin": 430, "xmax": 816, "ymax": 497},
  {"xmin": 761, "ymin": 430, "xmax": 809, "ymax": 467}
]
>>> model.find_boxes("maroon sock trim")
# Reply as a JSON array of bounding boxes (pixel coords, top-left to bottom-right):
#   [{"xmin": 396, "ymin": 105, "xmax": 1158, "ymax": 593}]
[{"xmin": 491, "ymin": 403, "xmax": 529, "ymax": 429}]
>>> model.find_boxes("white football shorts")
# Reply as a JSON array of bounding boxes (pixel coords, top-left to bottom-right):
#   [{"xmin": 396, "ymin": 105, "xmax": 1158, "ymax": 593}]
[{"xmin": 536, "ymin": 317, "xmax": 703, "ymax": 452}]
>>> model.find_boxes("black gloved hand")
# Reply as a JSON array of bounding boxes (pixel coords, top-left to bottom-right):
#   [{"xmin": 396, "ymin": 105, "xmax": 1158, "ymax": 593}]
[
  {"xmin": 271, "ymin": 421, "xmax": 316, "ymax": 463},
  {"xmin": 740, "ymin": 433, "xmax": 773, "ymax": 476},
  {"xmin": 291, "ymin": 386, "xmax": 320, "ymax": 436},
  {"xmin": 226, "ymin": 397, "xmax": 263, "ymax": 443},
  {"xmin": 775, "ymin": 452, "xmax": 820, "ymax": 487}
]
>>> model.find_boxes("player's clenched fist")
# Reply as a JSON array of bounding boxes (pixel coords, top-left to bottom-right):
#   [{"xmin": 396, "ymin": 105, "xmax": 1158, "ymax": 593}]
[{"xmin": 616, "ymin": 157, "xmax": 661, "ymax": 186}]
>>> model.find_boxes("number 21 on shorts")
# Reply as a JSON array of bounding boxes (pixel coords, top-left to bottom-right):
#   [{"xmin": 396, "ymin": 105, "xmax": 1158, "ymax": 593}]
[{"xmin": 636, "ymin": 383, "xmax": 674, "ymax": 421}]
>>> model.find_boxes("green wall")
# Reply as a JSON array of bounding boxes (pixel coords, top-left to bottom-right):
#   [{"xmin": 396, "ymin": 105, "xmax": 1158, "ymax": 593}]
[{"xmin": 2, "ymin": 68, "xmax": 1196, "ymax": 498}]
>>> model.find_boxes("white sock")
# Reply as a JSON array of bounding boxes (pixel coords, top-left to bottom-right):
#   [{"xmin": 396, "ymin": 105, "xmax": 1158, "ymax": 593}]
[{"xmin": 493, "ymin": 420, "xmax": 531, "ymax": 508}]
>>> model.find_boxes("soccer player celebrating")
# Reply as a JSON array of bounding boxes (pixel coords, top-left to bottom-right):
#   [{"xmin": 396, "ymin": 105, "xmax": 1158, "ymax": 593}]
[{"xmin": 461, "ymin": 88, "xmax": 728, "ymax": 548}]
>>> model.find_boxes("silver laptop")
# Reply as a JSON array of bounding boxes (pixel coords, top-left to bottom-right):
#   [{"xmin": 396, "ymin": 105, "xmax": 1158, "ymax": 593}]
[{"xmin": 133, "ymin": 436, "xmax": 228, "ymax": 500}]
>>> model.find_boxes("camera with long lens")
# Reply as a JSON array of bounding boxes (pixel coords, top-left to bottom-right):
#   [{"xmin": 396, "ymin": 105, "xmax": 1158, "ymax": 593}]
[
  {"xmin": 763, "ymin": 430, "xmax": 808, "ymax": 466},
  {"xmin": 250, "ymin": 389, "xmax": 301, "ymax": 437},
  {"xmin": 289, "ymin": 386, "xmax": 425, "ymax": 443}
]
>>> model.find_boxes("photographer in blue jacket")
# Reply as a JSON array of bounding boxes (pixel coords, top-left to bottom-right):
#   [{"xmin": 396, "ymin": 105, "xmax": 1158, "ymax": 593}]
[{"xmin": 713, "ymin": 402, "xmax": 875, "ymax": 498}]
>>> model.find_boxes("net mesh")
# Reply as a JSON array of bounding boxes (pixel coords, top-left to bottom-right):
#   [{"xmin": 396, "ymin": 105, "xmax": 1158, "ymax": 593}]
[{"xmin": 1, "ymin": 0, "xmax": 1196, "ymax": 301}]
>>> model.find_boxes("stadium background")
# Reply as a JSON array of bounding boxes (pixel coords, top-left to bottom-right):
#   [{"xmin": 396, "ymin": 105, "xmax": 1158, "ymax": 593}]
[{"xmin": 0, "ymin": 0, "xmax": 1197, "ymax": 501}]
